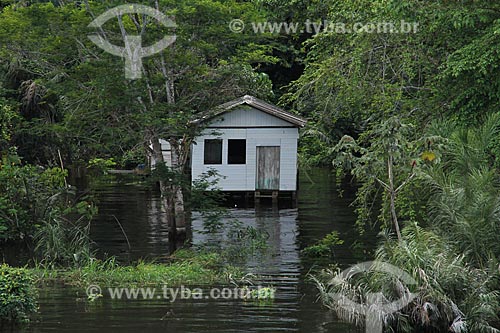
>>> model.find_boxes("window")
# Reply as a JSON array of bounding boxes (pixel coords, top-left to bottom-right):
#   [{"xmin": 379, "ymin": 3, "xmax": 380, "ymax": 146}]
[
  {"xmin": 228, "ymin": 139, "xmax": 246, "ymax": 164},
  {"xmin": 204, "ymin": 139, "xmax": 222, "ymax": 164}
]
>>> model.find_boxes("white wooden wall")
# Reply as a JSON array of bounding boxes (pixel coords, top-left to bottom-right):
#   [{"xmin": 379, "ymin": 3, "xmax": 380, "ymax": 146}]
[
  {"xmin": 191, "ymin": 106, "xmax": 299, "ymax": 191},
  {"xmin": 208, "ymin": 106, "xmax": 294, "ymax": 128}
]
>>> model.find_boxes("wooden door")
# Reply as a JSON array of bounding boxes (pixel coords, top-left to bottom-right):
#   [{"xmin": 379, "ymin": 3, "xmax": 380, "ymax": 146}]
[{"xmin": 256, "ymin": 146, "xmax": 280, "ymax": 190}]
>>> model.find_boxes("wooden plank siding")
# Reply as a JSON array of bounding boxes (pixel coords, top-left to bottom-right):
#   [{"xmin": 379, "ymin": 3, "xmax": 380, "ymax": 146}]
[
  {"xmin": 207, "ymin": 106, "xmax": 296, "ymax": 128},
  {"xmin": 190, "ymin": 103, "xmax": 302, "ymax": 192},
  {"xmin": 256, "ymin": 146, "xmax": 281, "ymax": 190},
  {"xmin": 153, "ymin": 97, "xmax": 305, "ymax": 194}
]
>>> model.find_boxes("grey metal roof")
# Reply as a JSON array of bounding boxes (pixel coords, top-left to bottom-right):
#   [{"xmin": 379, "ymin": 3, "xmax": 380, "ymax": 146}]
[{"xmin": 194, "ymin": 95, "xmax": 307, "ymax": 127}]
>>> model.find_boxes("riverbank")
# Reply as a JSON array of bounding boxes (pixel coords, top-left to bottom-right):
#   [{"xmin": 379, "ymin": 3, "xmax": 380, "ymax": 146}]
[
  {"xmin": 2, "ymin": 250, "xmax": 245, "ymax": 325},
  {"xmin": 32, "ymin": 250, "xmax": 243, "ymax": 287},
  {"xmin": 3, "ymin": 169, "xmax": 363, "ymax": 332}
]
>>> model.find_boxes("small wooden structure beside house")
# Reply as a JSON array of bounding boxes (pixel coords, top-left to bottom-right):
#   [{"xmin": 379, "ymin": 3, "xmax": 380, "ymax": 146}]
[{"xmin": 190, "ymin": 95, "xmax": 306, "ymax": 200}]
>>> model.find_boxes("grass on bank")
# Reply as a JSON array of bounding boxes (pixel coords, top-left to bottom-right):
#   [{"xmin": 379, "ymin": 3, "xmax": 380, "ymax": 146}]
[
  {"xmin": 32, "ymin": 249, "xmax": 243, "ymax": 287},
  {"xmin": 1, "ymin": 250, "xmax": 245, "ymax": 325}
]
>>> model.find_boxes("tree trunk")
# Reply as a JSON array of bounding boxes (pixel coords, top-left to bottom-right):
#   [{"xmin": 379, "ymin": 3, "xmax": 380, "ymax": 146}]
[
  {"xmin": 169, "ymin": 139, "xmax": 186, "ymax": 231},
  {"xmin": 151, "ymin": 138, "xmax": 179, "ymax": 235},
  {"xmin": 388, "ymin": 154, "xmax": 402, "ymax": 241},
  {"xmin": 89, "ymin": 2, "xmax": 187, "ymax": 247}
]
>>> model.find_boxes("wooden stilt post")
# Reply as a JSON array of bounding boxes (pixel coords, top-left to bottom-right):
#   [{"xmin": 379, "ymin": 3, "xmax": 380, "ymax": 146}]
[{"xmin": 272, "ymin": 191, "xmax": 278, "ymax": 203}]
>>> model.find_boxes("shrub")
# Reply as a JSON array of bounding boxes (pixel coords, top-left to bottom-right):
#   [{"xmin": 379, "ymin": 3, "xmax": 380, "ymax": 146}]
[
  {"xmin": 87, "ymin": 157, "xmax": 116, "ymax": 175},
  {"xmin": 314, "ymin": 225, "xmax": 500, "ymax": 333},
  {"xmin": 0, "ymin": 151, "xmax": 97, "ymax": 266},
  {"xmin": 302, "ymin": 231, "xmax": 344, "ymax": 258},
  {"xmin": 0, "ymin": 264, "xmax": 37, "ymax": 324},
  {"xmin": 0, "ymin": 151, "xmax": 67, "ymax": 241}
]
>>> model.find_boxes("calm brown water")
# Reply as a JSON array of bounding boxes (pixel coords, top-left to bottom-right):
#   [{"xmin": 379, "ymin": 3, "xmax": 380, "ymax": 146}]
[{"xmin": 12, "ymin": 169, "xmax": 375, "ymax": 333}]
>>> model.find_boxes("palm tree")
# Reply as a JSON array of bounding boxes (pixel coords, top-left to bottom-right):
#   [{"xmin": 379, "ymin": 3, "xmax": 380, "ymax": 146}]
[
  {"xmin": 423, "ymin": 113, "xmax": 500, "ymax": 268},
  {"xmin": 314, "ymin": 224, "xmax": 500, "ymax": 333},
  {"xmin": 314, "ymin": 114, "xmax": 500, "ymax": 332}
]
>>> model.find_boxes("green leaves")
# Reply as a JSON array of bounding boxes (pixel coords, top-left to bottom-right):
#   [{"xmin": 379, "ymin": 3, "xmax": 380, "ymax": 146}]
[
  {"xmin": 0, "ymin": 153, "xmax": 55, "ymax": 241},
  {"xmin": 0, "ymin": 97, "xmax": 19, "ymax": 151},
  {"xmin": 302, "ymin": 231, "xmax": 344, "ymax": 258},
  {"xmin": 0, "ymin": 264, "xmax": 37, "ymax": 324},
  {"xmin": 421, "ymin": 113, "xmax": 500, "ymax": 268},
  {"xmin": 0, "ymin": 0, "xmax": 275, "ymax": 168},
  {"xmin": 0, "ymin": 150, "xmax": 96, "ymax": 267}
]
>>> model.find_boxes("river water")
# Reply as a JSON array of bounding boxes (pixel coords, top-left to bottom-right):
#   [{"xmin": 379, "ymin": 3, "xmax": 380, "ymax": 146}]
[{"xmin": 17, "ymin": 169, "xmax": 375, "ymax": 333}]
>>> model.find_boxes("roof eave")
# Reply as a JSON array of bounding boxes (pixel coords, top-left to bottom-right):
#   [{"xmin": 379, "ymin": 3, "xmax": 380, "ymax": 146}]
[{"xmin": 194, "ymin": 95, "xmax": 307, "ymax": 128}]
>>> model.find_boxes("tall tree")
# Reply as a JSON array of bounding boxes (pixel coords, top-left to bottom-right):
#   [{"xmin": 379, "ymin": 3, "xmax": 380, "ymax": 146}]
[
  {"xmin": 0, "ymin": 0, "xmax": 275, "ymax": 239},
  {"xmin": 286, "ymin": 0, "xmax": 500, "ymax": 164}
]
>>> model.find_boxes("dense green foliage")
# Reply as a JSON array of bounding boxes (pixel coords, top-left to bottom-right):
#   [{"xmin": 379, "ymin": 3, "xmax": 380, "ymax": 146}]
[
  {"xmin": 0, "ymin": 0, "xmax": 275, "ymax": 251},
  {"xmin": 0, "ymin": 150, "xmax": 96, "ymax": 266},
  {"xmin": 0, "ymin": 0, "xmax": 275, "ymax": 168},
  {"xmin": 2, "ymin": 0, "xmax": 500, "ymax": 331},
  {"xmin": 280, "ymin": 1, "xmax": 500, "ymax": 331},
  {"xmin": 287, "ymin": 0, "xmax": 500, "ymax": 163},
  {"xmin": 316, "ymin": 225, "xmax": 500, "ymax": 333},
  {"xmin": 313, "ymin": 114, "xmax": 500, "ymax": 332},
  {"xmin": 0, "ymin": 152, "xmax": 65, "ymax": 241},
  {"xmin": 0, "ymin": 264, "xmax": 37, "ymax": 324},
  {"xmin": 301, "ymin": 231, "xmax": 343, "ymax": 258},
  {"xmin": 422, "ymin": 114, "xmax": 500, "ymax": 268}
]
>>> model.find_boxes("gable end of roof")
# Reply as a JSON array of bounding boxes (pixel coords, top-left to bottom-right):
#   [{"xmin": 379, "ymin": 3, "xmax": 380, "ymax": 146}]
[{"xmin": 195, "ymin": 95, "xmax": 307, "ymax": 127}]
